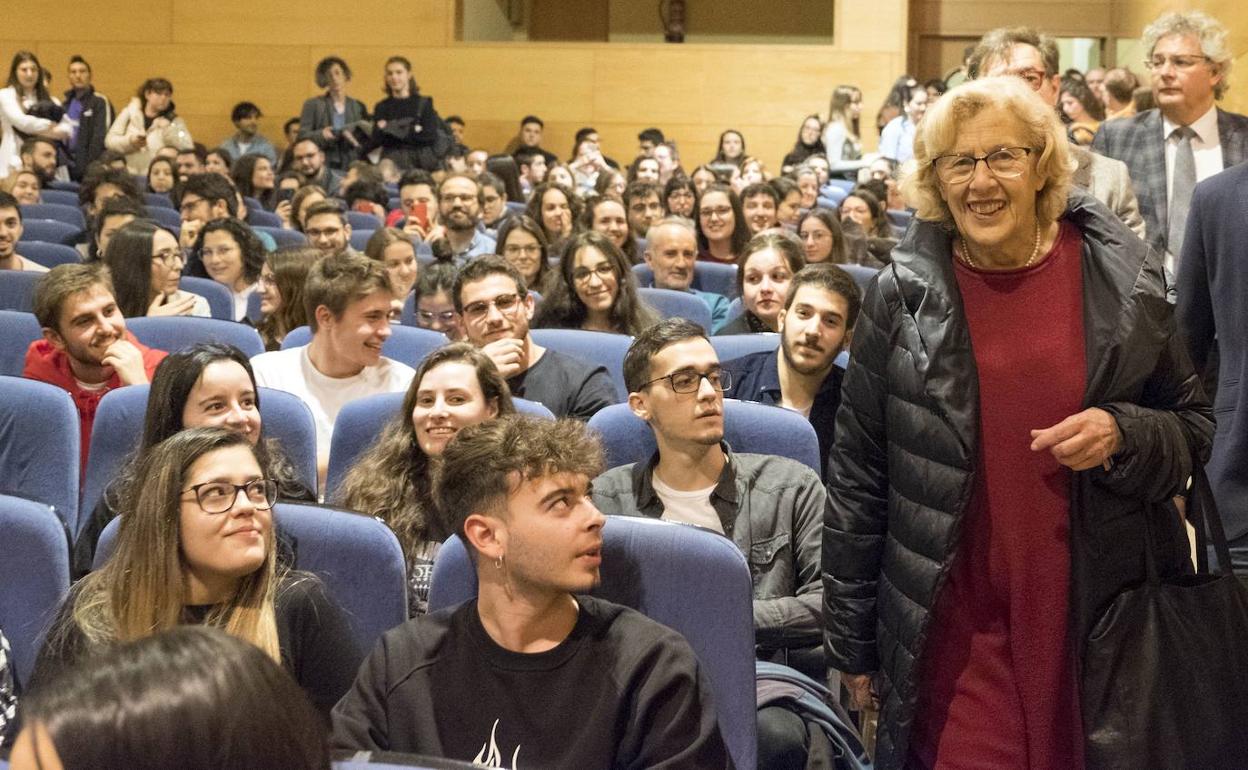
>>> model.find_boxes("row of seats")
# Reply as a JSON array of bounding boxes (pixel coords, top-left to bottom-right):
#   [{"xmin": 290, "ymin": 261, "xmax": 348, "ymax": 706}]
[
  {"xmin": 0, "ymin": 358, "xmax": 819, "ymax": 541},
  {"xmin": 1, "ymin": 495, "xmax": 757, "ymax": 769}
]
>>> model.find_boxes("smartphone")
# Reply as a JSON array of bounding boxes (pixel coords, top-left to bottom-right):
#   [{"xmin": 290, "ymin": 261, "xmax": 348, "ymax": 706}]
[
  {"xmin": 276, "ymin": 187, "xmax": 296, "ymax": 204},
  {"xmin": 410, "ymin": 200, "xmax": 430, "ymax": 230}
]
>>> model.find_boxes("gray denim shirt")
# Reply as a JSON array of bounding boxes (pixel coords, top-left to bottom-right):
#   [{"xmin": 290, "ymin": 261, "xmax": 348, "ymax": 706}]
[{"xmin": 592, "ymin": 443, "xmax": 826, "ymax": 650}]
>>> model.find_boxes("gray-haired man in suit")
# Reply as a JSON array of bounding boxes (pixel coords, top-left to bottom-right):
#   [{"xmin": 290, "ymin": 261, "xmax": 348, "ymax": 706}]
[
  {"xmin": 967, "ymin": 27, "xmax": 1147, "ymax": 241},
  {"xmin": 1093, "ymin": 11, "xmax": 1248, "ymax": 273}
]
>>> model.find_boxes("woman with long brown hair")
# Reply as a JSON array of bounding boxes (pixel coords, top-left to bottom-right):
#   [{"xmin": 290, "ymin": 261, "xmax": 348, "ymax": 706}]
[
  {"xmin": 35, "ymin": 428, "xmax": 359, "ymax": 716},
  {"xmin": 335, "ymin": 343, "xmax": 515, "ymax": 616}
]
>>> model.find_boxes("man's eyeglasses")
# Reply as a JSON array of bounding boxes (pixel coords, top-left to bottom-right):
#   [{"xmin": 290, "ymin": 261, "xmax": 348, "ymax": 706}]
[
  {"xmin": 640, "ymin": 367, "xmax": 732, "ymax": 394},
  {"xmin": 572, "ymin": 264, "xmax": 615, "ymax": 285},
  {"xmin": 1146, "ymin": 55, "xmax": 1211, "ymax": 72},
  {"xmin": 1002, "ymin": 68, "xmax": 1048, "ymax": 91},
  {"xmin": 183, "ymin": 479, "xmax": 277, "ymax": 514},
  {"xmin": 931, "ymin": 147, "xmax": 1033, "ymax": 185},
  {"xmin": 178, "ymin": 197, "xmax": 208, "ymax": 216},
  {"xmin": 151, "ymin": 248, "xmax": 184, "ymax": 267},
  {"xmin": 462, "ymin": 292, "xmax": 522, "ymax": 320}
]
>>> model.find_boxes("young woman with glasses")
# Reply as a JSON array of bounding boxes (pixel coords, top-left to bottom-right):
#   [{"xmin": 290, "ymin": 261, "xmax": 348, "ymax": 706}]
[
  {"xmin": 533, "ymin": 231, "xmax": 658, "ymax": 336},
  {"xmin": 102, "ymin": 219, "xmax": 210, "ymax": 317},
  {"xmin": 35, "ymin": 428, "xmax": 359, "ymax": 717},
  {"xmin": 494, "ymin": 215, "xmax": 554, "ymax": 295}
]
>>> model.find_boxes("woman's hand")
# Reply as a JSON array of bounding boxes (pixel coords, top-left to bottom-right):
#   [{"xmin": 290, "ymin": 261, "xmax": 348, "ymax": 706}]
[
  {"xmin": 148, "ymin": 292, "xmax": 197, "ymax": 317},
  {"xmin": 274, "ymin": 200, "xmax": 293, "ymax": 229},
  {"xmin": 1030, "ymin": 407, "xmax": 1123, "ymax": 471},
  {"xmin": 840, "ymin": 672, "xmax": 877, "ymax": 711}
]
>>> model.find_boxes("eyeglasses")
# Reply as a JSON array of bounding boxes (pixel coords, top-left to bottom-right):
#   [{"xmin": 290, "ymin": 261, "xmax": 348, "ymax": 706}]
[
  {"xmin": 641, "ymin": 367, "xmax": 732, "ymax": 394},
  {"xmin": 418, "ymin": 309, "xmax": 457, "ymax": 325},
  {"xmin": 152, "ymin": 248, "xmax": 184, "ymax": 267},
  {"xmin": 183, "ymin": 479, "xmax": 277, "ymax": 514},
  {"xmin": 931, "ymin": 147, "xmax": 1033, "ymax": 184},
  {"xmin": 1004, "ymin": 68, "xmax": 1049, "ymax": 90},
  {"xmin": 503, "ymin": 244, "xmax": 542, "ymax": 257},
  {"xmin": 1145, "ymin": 55, "xmax": 1210, "ymax": 71},
  {"xmin": 462, "ymin": 292, "xmax": 522, "ymax": 320},
  {"xmin": 572, "ymin": 263, "xmax": 615, "ymax": 285},
  {"xmin": 700, "ymin": 207, "xmax": 732, "ymax": 221},
  {"xmin": 178, "ymin": 197, "xmax": 208, "ymax": 215}
]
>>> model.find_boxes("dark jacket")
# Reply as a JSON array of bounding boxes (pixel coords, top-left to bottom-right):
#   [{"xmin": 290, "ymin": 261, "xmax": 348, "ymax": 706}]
[
  {"xmin": 62, "ymin": 86, "xmax": 114, "ymax": 180},
  {"xmin": 298, "ymin": 94, "xmax": 369, "ymax": 171},
  {"xmin": 1177, "ymin": 161, "xmax": 1248, "ymax": 540},
  {"xmin": 822, "ymin": 191, "xmax": 1213, "ymax": 769}
]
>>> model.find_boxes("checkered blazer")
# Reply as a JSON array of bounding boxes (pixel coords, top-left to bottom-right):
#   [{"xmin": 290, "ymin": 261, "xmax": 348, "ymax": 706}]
[{"xmin": 1092, "ymin": 107, "xmax": 1248, "ymax": 255}]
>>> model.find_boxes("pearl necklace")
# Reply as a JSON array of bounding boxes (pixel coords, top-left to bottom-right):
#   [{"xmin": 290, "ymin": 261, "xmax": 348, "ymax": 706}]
[{"xmin": 957, "ymin": 220, "xmax": 1042, "ymax": 270}]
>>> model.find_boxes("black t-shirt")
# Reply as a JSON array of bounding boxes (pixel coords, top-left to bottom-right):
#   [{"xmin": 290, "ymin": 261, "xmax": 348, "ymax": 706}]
[
  {"xmin": 507, "ymin": 349, "xmax": 618, "ymax": 420},
  {"xmin": 331, "ymin": 595, "xmax": 728, "ymax": 769},
  {"xmin": 31, "ymin": 574, "xmax": 359, "ymax": 719}
]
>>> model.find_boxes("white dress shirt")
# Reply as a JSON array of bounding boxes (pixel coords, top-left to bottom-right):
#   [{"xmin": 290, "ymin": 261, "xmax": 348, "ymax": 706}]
[{"xmin": 1163, "ymin": 104, "xmax": 1223, "ymax": 205}]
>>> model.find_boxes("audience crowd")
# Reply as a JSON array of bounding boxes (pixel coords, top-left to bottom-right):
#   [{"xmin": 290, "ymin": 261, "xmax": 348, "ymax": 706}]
[{"xmin": 1, "ymin": 9, "xmax": 1246, "ymax": 770}]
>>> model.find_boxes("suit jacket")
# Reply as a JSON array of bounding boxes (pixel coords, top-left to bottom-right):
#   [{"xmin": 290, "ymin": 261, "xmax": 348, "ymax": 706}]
[
  {"xmin": 298, "ymin": 94, "xmax": 369, "ymax": 171},
  {"xmin": 1176, "ymin": 161, "xmax": 1248, "ymax": 540},
  {"xmin": 1092, "ymin": 107, "xmax": 1248, "ymax": 255},
  {"xmin": 1070, "ymin": 144, "xmax": 1146, "ymax": 240}
]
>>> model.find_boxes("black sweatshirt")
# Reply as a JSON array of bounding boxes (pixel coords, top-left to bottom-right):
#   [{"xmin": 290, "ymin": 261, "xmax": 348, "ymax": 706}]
[
  {"xmin": 29, "ymin": 574, "xmax": 359, "ymax": 718},
  {"xmin": 331, "ymin": 595, "xmax": 729, "ymax": 769}
]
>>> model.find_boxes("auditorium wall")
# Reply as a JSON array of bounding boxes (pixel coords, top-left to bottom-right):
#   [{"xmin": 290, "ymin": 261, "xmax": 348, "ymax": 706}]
[{"xmin": 0, "ymin": 0, "xmax": 904, "ymax": 172}]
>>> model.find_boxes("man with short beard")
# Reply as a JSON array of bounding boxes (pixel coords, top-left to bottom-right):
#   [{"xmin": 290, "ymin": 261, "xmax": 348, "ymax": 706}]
[
  {"xmin": 722, "ymin": 264, "xmax": 861, "ymax": 480},
  {"xmin": 642, "ymin": 218, "xmax": 730, "ymax": 332},
  {"xmin": 435, "ymin": 174, "xmax": 495, "ymax": 264},
  {"xmin": 20, "ymin": 137, "xmax": 60, "ymax": 186},
  {"xmin": 24, "ymin": 263, "xmax": 167, "ymax": 474}
]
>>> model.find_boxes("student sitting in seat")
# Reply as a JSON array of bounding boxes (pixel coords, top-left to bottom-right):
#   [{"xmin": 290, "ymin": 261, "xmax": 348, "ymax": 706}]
[
  {"xmin": 24, "ymin": 263, "xmax": 167, "ymax": 475},
  {"xmin": 454, "ymin": 256, "xmax": 617, "ymax": 420},
  {"xmin": 592, "ymin": 318, "xmax": 828, "ymax": 769},
  {"xmin": 0, "ymin": 191, "xmax": 46, "ymax": 272},
  {"xmin": 251, "ymin": 252, "xmax": 415, "ymax": 486},
  {"xmin": 253, "ymin": 246, "xmax": 315, "ymax": 351},
  {"xmin": 102, "ymin": 219, "xmax": 210, "ymax": 317},
  {"xmin": 533, "ymin": 231, "xmax": 658, "ymax": 336},
  {"xmin": 336, "ymin": 343, "xmax": 516, "ymax": 617},
  {"xmin": 716, "ymin": 231, "xmax": 804, "ymax": 335},
  {"xmin": 331, "ymin": 415, "xmax": 729, "ymax": 768},
  {"xmin": 32, "ymin": 428, "xmax": 359, "ymax": 717},
  {"xmin": 190, "ymin": 218, "xmax": 263, "ymax": 322},
  {"xmin": 74, "ymin": 342, "xmax": 315, "ymax": 580},
  {"xmin": 13, "ymin": 627, "xmax": 329, "ymax": 770}
]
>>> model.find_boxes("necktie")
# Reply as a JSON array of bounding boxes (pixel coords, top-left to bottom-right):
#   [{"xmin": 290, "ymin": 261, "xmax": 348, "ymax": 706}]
[{"xmin": 1168, "ymin": 126, "xmax": 1196, "ymax": 261}]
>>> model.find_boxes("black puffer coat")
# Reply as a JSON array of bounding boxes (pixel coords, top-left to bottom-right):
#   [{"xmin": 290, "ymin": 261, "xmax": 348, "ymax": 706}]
[{"xmin": 822, "ymin": 191, "xmax": 1214, "ymax": 769}]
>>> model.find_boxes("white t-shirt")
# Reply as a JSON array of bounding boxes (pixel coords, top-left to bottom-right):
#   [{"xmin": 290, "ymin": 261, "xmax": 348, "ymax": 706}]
[
  {"xmin": 250, "ymin": 345, "xmax": 415, "ymax": 463},
  {"xmin": 651, "ymin": 473, "xmax": 723, "ymax": 534}
]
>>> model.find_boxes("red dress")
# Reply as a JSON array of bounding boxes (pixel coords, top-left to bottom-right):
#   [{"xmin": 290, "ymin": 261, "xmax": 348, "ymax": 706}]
[{"xmin": 909, "ymin": 220, "xmax": 1086, "ymax": 769}]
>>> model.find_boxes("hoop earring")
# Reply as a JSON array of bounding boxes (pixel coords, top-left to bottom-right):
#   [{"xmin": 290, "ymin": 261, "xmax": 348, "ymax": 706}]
[{"xmin": 494, "ymin": 554, "xmax": 504, "ymax": 570}]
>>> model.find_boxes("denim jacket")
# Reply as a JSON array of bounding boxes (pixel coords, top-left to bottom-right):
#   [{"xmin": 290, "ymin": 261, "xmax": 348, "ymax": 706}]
[{"xmin": 592, "ymin": 443, "xmax": 826, "ymax": 650}]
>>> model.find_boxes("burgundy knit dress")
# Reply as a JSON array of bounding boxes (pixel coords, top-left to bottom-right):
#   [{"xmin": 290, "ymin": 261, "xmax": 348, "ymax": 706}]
[{"xmin": 909, "ymin": 220, "xmax": 1087, "ymax": 769}]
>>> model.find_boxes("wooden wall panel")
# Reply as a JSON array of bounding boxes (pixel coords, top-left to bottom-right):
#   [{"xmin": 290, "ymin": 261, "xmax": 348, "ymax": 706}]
[{"xmin": 1, "ymin": 0, "xmax": 906, "ymax": 168}]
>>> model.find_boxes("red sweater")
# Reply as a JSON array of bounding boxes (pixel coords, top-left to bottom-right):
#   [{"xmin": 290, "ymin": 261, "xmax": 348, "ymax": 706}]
[
  {"xmin": 911, "ymin": 221, "xmax": 1086, "ymax": 769},
  {"xmin": 22, "ymin": 332, "xmax": 167, "ymax": 476}
]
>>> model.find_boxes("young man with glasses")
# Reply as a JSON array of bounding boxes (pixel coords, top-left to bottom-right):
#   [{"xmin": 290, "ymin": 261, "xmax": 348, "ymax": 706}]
[
  {"xmin": 968, "ymin": 26, "xmax": 1147, "ymax": 242},
  {"xmin": 592, "ymin": 317, "xmax": 828, "ymax": 769},
  {"xmin": 25, "ymin": 263, "xmax": 167, "ymax": 475},
  {"xmin": 453, "ymin": 256, "xmax": 617, "ymax": 419},
  {"xmin": 251, "ymin": 253, "xmax": 414, "ymax": 485},
  {"xmin": 1092, "ymin": 11, "xmax": 1248, "ymax": 265}
]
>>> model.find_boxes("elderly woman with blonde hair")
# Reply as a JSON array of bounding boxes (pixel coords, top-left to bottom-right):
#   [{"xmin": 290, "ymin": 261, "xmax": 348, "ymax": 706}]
[{"xmin": 822, "ymin": 76, "xmax": 1212, "ymax": 769}]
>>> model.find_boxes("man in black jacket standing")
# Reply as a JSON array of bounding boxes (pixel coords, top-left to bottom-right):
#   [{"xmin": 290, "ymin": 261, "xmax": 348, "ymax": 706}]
[
  {"xmin": 331, "ymin": 415, "xmax": 728, "ymax": 769},
  {"xmin": 63, "ymin": 56, "xmax": 113, "ymax": 180}
]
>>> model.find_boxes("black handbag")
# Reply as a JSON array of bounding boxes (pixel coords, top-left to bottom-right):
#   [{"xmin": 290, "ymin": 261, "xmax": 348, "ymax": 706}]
[{"xmin": 1082, "ymin": 467, "xmax": 1248, "ymax": 769}]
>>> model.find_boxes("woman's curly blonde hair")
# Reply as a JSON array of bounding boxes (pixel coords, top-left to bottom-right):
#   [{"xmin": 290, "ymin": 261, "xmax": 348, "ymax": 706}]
[{"xmin": 902, "ymin": 76, "xmax": 1076, "ymax": 229}]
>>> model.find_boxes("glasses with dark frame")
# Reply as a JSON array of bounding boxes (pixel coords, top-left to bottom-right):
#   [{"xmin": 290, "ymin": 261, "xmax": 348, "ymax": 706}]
[
  {"xmin": 182, "ymin": 479, "xmax": 277, "ymax": 514},
  {"xmin": 462, "ymin": 292, "xmax": 522, "ymax": 320},
  {"xmin": 931, "ymin": 147, "xmax": 1034, "ymax": 185},
  {"xmin": 640, "ymin": 367, "xmax": 733, "ymax": 394}
]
